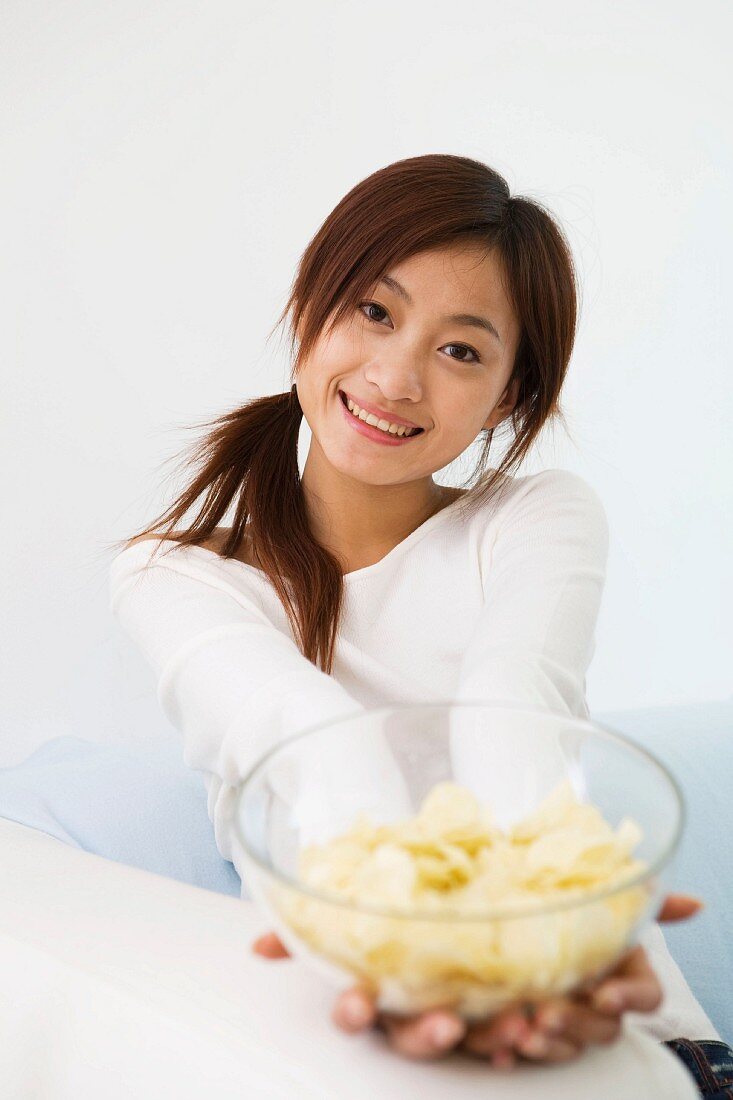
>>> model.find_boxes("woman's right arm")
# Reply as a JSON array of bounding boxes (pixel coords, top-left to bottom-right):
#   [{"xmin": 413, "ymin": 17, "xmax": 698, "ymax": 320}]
[{"xmin": 109, "ymin": 538, "xmax": 374, "ymax": 870}]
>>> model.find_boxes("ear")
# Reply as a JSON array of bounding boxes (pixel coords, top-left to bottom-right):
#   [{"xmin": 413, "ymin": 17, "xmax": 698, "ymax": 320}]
[{"xmin": 482, "ymin": 374, "xmax": 520, "ymax": 431}]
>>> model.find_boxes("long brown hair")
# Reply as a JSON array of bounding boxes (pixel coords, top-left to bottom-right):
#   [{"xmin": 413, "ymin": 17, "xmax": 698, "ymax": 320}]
[{"xmin": 106, "ymin": 154, "xmax": 578, "ymax": 675}]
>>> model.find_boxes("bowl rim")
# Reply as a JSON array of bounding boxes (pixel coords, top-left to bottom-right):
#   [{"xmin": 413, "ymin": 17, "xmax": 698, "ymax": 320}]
[{"xmin": 234, "ymin": 699, "xmax": 686, "ymax": 923}]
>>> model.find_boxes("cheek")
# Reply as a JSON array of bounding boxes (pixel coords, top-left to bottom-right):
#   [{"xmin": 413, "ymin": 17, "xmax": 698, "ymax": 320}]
[
  {"xmin": 316, "ymin": 328, "xmax": 360, "ymax": 371},
  {"xmin": 439, "ymin": 397, "xmax": 494, "ymax": 448}
]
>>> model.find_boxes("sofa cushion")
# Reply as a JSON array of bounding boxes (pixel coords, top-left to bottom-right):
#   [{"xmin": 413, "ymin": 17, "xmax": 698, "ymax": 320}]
[{"xmin": 0, "ymin": 735, "xmax": 241, "ymax": 897}]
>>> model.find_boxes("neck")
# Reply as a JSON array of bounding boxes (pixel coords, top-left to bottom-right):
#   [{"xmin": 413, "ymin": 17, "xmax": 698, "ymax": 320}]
[{"xmin": 301, "ymin": 450, "xmax": 457, "ymax": 572}]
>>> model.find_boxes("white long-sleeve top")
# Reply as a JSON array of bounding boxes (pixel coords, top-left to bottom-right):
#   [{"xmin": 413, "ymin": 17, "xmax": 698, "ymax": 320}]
[{"xmin": 108, "ymin": 467, "xmax": 719, "ymax": 1042}]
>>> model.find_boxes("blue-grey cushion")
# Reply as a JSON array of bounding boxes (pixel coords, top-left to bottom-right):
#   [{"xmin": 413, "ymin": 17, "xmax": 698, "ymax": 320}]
[
  {"xmin": 0, "ymin": 735, "xmax": 241, "ymax": 897},
  {"xmin": 594, "ymin": 700, "xmax": 732, "ymax": 1045}
]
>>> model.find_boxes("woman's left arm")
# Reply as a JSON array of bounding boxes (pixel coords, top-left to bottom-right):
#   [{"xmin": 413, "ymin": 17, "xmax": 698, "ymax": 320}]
[
  {"xmin": 443, "ymin": 467, "xmax": 682, "ymax": 1064},
  {"xmin": 453, "ymin": 467, "xmax": 610, "ymax": 718}
]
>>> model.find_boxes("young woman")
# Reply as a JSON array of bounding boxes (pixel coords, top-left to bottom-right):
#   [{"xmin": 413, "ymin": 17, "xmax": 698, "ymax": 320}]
[{"xmin": 109, "ymin": 154, "xmax": 731, "ymax": 1093}]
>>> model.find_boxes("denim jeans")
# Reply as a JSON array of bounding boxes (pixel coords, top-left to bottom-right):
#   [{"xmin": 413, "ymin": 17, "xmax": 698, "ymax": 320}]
[{"xmin": 664, "ymin": 1039, "xmax": 733, "ymax": 1098}]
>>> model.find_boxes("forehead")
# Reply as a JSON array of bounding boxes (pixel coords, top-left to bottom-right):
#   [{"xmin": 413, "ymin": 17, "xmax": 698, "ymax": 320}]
[{"xmin": 384, "ymin": 244, "xmax": 517, "ymax": 338}]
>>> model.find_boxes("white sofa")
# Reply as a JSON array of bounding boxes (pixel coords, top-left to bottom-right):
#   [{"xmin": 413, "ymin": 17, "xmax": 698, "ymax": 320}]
[{"xmin": 0, "ymin": 815, "xmax": 700, "ymax": 1099}]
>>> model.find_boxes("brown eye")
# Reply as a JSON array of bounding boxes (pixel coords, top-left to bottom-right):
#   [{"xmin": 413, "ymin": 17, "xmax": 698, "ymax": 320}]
[
  {"xmin": 445, "ymin": 344, "xmax": 480, "ymax": 364},
  {"xmin": 358, "ymin": 301, "xmax": 390, "ymax": 324}
]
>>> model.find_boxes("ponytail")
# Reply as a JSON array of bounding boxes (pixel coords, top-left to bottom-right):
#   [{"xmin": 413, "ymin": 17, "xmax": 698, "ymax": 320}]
[{"xmin": 106, "ymin": 381, "xmax": 347, "ymax": 674}]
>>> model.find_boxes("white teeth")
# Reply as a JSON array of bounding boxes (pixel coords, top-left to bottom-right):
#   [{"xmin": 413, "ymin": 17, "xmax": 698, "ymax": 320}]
[{"xmin": 345, "ymin": 396, "xmax": 419, "ymax": 437}]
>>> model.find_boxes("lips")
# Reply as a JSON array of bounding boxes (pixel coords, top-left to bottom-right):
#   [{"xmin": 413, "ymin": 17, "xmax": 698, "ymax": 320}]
[
  {"xmin": 338, "ymin": 390, "xmax": 424, "ymax": 433},
  {"xmin": 337, "ymin": 390, "xmax": 424, "ymax": 446}
]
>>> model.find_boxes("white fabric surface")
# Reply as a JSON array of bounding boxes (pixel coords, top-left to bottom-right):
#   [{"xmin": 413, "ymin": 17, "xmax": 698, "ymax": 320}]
[
  {"xmin": 0, "ymin": 817, "xmax": 699, "ymax": 1099},
  {"xmin": 108, "ymin": 467, "xmax": 719, "ymax": 1044}
]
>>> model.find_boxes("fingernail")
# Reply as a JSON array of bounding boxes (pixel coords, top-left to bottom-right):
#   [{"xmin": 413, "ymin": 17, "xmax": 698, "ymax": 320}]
[
  {"xmin": 430, "ymin": 1016, "xmax": 464, "ymax": 1047},
  {"xmin": 341, "ymin": 999, "xmax": 372, "ymax": 1029},
  {"xmin": 504, "ymin": 1019, "xmax": 530, "ymax": 1044},
  {"xmin": 541, "ymin": 1007, "xmax": 566, "ymax": 1034},
  {"xmin": 520, "ymin": 1032, "xmax": 549, "ymax": 1057}
]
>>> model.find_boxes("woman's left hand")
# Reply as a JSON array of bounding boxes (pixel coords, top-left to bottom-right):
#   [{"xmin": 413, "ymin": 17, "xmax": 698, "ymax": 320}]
[{"xmin": 252, "ymin": 893, "xmax": 702, "ymax": 1068}]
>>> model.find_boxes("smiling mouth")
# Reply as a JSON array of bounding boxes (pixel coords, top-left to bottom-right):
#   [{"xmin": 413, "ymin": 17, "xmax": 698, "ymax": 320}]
[{"xmin": 338, "ymin": 391, "xmax": 424, "ymax": 437}]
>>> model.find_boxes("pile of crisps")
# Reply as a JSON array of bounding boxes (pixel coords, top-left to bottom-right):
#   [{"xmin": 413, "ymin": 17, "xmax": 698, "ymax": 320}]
[{"xmin": 271, "ymin": 779, "xmax": 651, "ymax": 1017}]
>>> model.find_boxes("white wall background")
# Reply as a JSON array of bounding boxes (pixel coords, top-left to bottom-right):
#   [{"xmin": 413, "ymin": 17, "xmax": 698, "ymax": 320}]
[{"xmin": 2, "ymin": 0, "xmax": 731, "ymax": 766}]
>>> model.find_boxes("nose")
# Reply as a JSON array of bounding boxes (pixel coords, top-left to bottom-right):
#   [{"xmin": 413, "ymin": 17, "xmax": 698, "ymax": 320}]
[{"xmin": 363, "ymin": 356, "xmax": 424, "ymax": 406}]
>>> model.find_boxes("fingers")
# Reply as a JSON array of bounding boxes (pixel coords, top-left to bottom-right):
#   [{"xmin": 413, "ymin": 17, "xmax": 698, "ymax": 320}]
[
  {"xmin": 464, "ymin": 1023, "xmax": 580, "ymax": 1064},
  {"xmin": 461, "ymin": 1007, "xmax": 582, "ymax": 1065},
  {"xmin": 657, "ymin": 894, "xmax": 704, "ymax": 922},
  {"xmin": 252, "ymin": 931, "xmax": 290, "ymax": 959},
  {"xmin": 379, "ymin": 1009, "xmax": 467, "ymax": 1060},
  {"xmin": 589, "ymin": 945, "xmax": 663, "ymax": 1015}
]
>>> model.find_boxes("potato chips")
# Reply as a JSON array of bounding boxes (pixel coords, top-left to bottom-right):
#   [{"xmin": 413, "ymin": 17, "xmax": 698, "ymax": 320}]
[{"xmin": 271, "ymin": 779, "xmax": 651, "ymax": 1018}]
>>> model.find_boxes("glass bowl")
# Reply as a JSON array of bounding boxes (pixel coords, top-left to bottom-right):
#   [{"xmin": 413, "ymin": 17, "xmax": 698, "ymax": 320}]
[{"xmin": 233, "ymin": 701, "xmax": 684, "ymax": 1020}]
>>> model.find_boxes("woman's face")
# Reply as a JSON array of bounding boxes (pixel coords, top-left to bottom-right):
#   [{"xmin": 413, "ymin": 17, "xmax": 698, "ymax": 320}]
[{"xmin": 296, "ymin": 242, "xmax": 522, "ymax": 488}]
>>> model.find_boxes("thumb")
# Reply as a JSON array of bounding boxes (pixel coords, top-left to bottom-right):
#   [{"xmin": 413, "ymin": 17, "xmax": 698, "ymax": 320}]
[
  {"xmin": 656, "ymin": 893, "xmax": 704, "ymax": 922},
  {"xmin": 252, "ymin": 931, "xmax": 291, "ymax": 958}
]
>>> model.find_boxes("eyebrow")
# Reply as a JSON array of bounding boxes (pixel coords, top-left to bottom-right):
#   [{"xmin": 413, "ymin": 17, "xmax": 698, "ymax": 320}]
[{"xmin": 378, "ymin": 274, "xmax": 502, "ymax": 345}]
